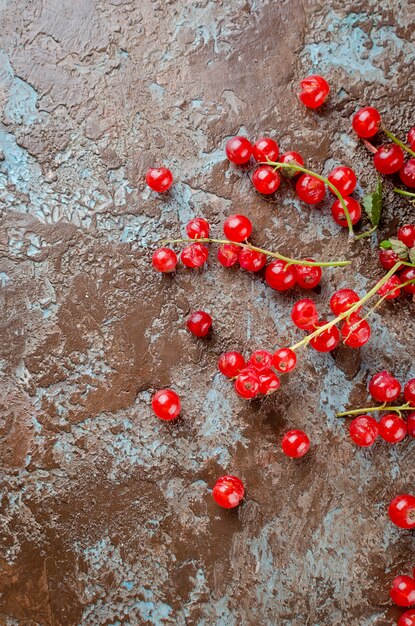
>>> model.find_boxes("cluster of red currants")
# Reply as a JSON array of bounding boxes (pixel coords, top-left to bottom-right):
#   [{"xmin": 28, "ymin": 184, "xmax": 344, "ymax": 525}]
[{"xmin": 378, "ymin": 224, "xmax": 415, "ymax": 300}]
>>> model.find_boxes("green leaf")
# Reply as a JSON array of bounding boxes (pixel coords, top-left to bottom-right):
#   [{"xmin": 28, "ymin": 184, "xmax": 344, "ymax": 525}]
[
  {"xmin": 389, "ymin": 238, "xmax": 409, "ymax": 259},
  {"xmin": 363, "ymin": 179, "xmax": 382, "ymax": 227},
  {"xmin": 379, "ymin": 240, "xmax": 392, "ymax": 249},
  {"xmin": 409, "ymin": 247, "xmax": 415, "ymax": 265}
]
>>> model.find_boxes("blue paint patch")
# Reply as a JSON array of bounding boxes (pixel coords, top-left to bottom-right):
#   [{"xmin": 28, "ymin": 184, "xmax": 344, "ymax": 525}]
[
  {"xmin": 0, "ymin": 272, "xmax": 10, "ymax": 286},
  {"xmin": 0, "ymin": 49, "xmax": 39, "ymax": 126},
  {"xmin": 149, "ymin": 82, "xmax": 165, "ymax": 99},
  {"xmin": 121, "ymin": 580, "xmax": 134, "ymax": 591}
]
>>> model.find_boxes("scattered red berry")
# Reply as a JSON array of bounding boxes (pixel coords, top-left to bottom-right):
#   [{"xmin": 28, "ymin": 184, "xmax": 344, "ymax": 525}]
[
  {"xmin": 272, "ymin": 348, "xmax": 297, "ymax": 373},
  {"xmin": 225, "ymin": 136, "xmax": 253, "ymax": 165},
  {"xmin": 298, "ymin": 75, "xmax": 330, "ymax": 109},
  {"xmin": 377, "ymin": 275, "xmax": 402, "ymax": 300},
  {"xmin": 152, "ymin": 247, "xmax": 178, "ymax": 273},
  {"xmin": 291, "ymin": 298, "xmax": 319, "ymax": 330},
  {"xmin": 252, "ymin": 137, "xmax": 279, "ymax": 163},
  {"xmin": 374, "ymin": 144, "xmax": 405, "ymax": 175},
  {"xmin": 398, "ymin": 225, "xmax": 415, "ymax": 249},
  {"xmin": 234, "ymin": 368, "xmax": 260, "ymax": 399},
  {"xmin": 238, "ymin": 248, "xmax": 267, "ymax": 272},
  {"xmin": 217, "ymin": 243, "xmax": 240, "ymax": 267},
  {"xmin": 252, "ymin": 166, "xmax": 281, "ymax": 195},
  {"xmin": 390, "ymin": 576, "xmax": 415, "ymax": 607},
  {"xmin": 181, "ymin": 243, "xmax": 209, "ymax": 268},
  {"xmin": 327, "ymin": 166, "xmax": 357, "ymax": 197},
  {"xmin": 296, "ymin": 173, "xmax": 326, "ymax": 204},
  {"xmin": 404, "ymin": 379, "xmax": 415, "ymax": 406},
  {"xmin": 389, "ymin": 494, "xmax": 415, "ymax": 529},
  {"xmin": 400, "ymin": 159, "xmax": 415, "ymax": 188},
  {"xmin": 399, "ymin": 267, "xmax": 415, "ymax": 295},
  {"xmin": 152, "ymin": 389, "xmax": 181, "ymax": 421},
  {"xmin": 352, "ymin": 107, "xmax": 381, "ymax": 138},
  {"xmin": 310, "ymin": 322, "xmax": 340, "ymax": 352},
  {"xmin": 408, "ymin": 127, "xmax": 415, "ymax": 151},
  {"xmin": 330, "ymin": 289, "xmax": 361, "ymax": 316},
  {"xmin": 281, "ymin": 430, "xmax": 310, "ymax": 458},
  {"xmin": 218, "ymin": 351, "xmax": 246, "ymax": 378},
  {"xmin": 248, "ymin": 350, "xmax": 273, "ymax": 371},
  {"xmin": 279, "ymin": 151, "xmax": 304, "ymax": 173},
  {"xmin": 379, "ymin": 414, "xmax": 407, "ymax": 444},
  {"xmin": 186, "ymin": 311, "xmax": 212, "ymax": 337},
  {"xmin": 258, "ymin": 368, "xmax": 281, "ymax": 394},
  {"xmin": 146, "ymin": 167, "xmax": 173, "ymax": 192},
  {"xmin": 186, "ymin": 217, "xmax": 210, "ymax": 239},
  {"xmin": 331, "ymin": 196, "xmax": 362, "ymax": 227},
  {"xmin": 369, "ymin": 370, "xmax": 401, "ymax": 403},
  {"xmin": 212, "ymin": 475, "xmax": 244, "ymax": 509},
  {"xmin": 223, "ymin": 214, "xmax": 252, "ymax": 242},
  {"xmin": 398, "ymin": 609, "xmax": 415, "ymax": 626},
  {"xmin": 265, "ymin": 259, "xmax": 297, "ymax": 291},
  {"xmin": 341, "ymin": 315, "xmax": 371, "ymax": 348},
  {"xmin": 407, "ymin": 413, "xmax": 415, "ymax": 438},
  {"xmin": 349, "ymin": 415, "xmax": 379, "ymax": 447},
  {"xmin": 379, "ymin": 248, "xmax": 403, "ymax": 271},
  {"xmin": 295, "ymin": 259, "xmax": 322, "ymax": 289}
]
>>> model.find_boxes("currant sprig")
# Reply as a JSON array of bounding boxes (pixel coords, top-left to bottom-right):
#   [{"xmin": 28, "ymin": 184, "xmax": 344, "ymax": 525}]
[
  {"xmin": 382, "ymin": 128, "xmax": 415, "ymax": 158},
  {"xmin": 336, "ymin": 403, "xmax": 413, "ymax": 418}
]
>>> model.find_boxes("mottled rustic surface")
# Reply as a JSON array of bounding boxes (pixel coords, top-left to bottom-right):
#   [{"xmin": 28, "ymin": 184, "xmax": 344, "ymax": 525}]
[{"xmin": 0, "ymin": 1, "xmax": 414, "ymax": 625}]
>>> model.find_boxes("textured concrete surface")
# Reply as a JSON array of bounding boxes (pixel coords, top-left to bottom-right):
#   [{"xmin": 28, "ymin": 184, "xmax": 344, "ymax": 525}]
[{"xmin": 0, "ymin": 1, "xmax": 414, "ymax": 625}]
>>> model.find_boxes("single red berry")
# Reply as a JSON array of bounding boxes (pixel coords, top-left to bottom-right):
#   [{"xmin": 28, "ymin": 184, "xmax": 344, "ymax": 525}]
[
  {"xmin": 146, "ymin": 167, "xmax": 173, "ymax": 192},
  {"xmin": 218, "ymin": 351, "xmax": 246, "ymax": 378},
  {"xmin": 349, "ymin": 415, "xmax": 379, "ymax": 447},
  {"xmin": 330, "ymin": 289, "xmax": 361, "ymax": 316},
  {"xmin": 369, "ymin": 370, "xmax": 401, "ymax": 403},
  {"xmin": 407, "ymin": 413, "xmax": 415, "ymax": 438},
  {"xmin": 225, "ymin": 136, "xmax": 253, "ymax": 165},
  {"xmin": 223, "ymin": 214, "xmax": 252, "ymax": 242},
  {"xmin": 295, "ymin": 259, "xmax": 322, "ymax": 289},
  {"xmin": 328, "ymin": 166, "xmax": 357, "ymax": 197},
  {"xmin": 272, "ymin": 348, "xmax": 297, "ymax": 373},
  {"xmin": 310, "ymin": 322, "xmax": 340, "ymax": 352},
  {"xmin": 296, "ymin": 174, "xmax": 326, "ymax": 204},
  {"xmin": 186, "ymin": 311, "xmax": 212, "ymax": 337},
  {"xmin": 152, "ymin": 247, "xmax": 178, "ymax": 273},
  {"xmin": 408, "ymin": 127, "xmax": 415, "ymax": 150},
  {"xmin": 291, "ymin": 298, "xmax": 319, "ymax": 330},
  {"xmin": 252, "ymin": 166, "xmax": 281, "ymax": 195},
  {"xmin": 258, "ymin": 368, "xmax": 281, "ymax": 394},
  {"xmin": 248, "ymin": 349, "xmax": 273, "ymax": 371},
  {"xmin": 265, "ymin": 259, "xmax": 297, "ymax": 291},
  {"xmin": 234, "ymin": 368, "xmax": 260, "ymax": 399},
  {"xmin": 281, "ymin": 430, "xmax": 310, "ymax": 458},
  {"xmin": 404, "ymin": 379, "xmax": 415, "ymax": 406},
  {"xmin": 252, "ymin": 137, "xmax": 279, "ymax": 163},
  {"xmin": 398, "ymin": 609, "xmax": 415, "ymax": 626},
  {"xmin": 390, "ymin": 576, "xmax": 415, "ymax": 607},
  {"xmin": 377, "ymin": 275, "xmax": 402, "ymax": 300},
  {"xmin": 186, "ymin": 217, "xmax": 210, "ymax": 240},
  {"xmin": 399, "ymin": 267, "xmax": 415, "ymax": 295},
  {"xmin": 374, "ymin": 144, "xmax": 405, "ymax": 175},
  {"xmin": 352, "ymin": 107, "xmax": 381, "ymax": 138},
  {"xmin": 398, "ymin": 224, "xmax": 415, "ymax": 248},
  {"xmin": 379, "ymin": 413, "xmax": 407, "ymax": 443},
  {"xmin": 331, "ymin": 196, "xmax": 362, "ymax": 227},
  {"xmin": 341, "ymin": 315, "xmax": 371, "ymax": 348},
  {"xmin": 238, "ymin": 247, "xmax": 267, "ymax": 272},
  {"xmin": 181, "ymin": 243, "xmax": 209, "ymax": 268},
  {"xmin": 152, "ymin": 389, "xmax": 181, "ymax": 420},
  {"xmin": 212, "ymin": 475, "xmax": 244, "ymax": 509},
  {"xmin": 298, "ymin": 75, "xmax": 330, "ymax": 109},
  {"xmin": 389, "ymin": 494, "xmax": 415, "ymax": 529},
  {"xmin": 279, "ymin": 151, "xmax": 305, "ymax": 175},
  {"xmin": 400, "ymin": 159, "xmax": 415, "ymax": 188},
  {"xmin": 379, "ymin": 248, "xmax": 404, "ymax": 271},
  {"xmin": 217, "ymin": 243, "xmax": 240, "ymax": 267}
]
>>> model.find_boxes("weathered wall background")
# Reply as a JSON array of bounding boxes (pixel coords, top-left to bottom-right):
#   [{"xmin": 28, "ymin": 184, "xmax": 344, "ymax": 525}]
[{"xmin": 0, "ymin": 1, "xmax": 414, "ymax": 624}]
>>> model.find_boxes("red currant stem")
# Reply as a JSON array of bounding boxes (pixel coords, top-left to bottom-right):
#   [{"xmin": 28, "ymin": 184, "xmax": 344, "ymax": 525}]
[
  {"xmin": 336, "ymin": 403, "xmax": 412, "ymax": 418},
  {"xmin": 357, "ymin": 278, "xmax": 415, "ymax": 323},
  {"xmin": 262, "ymin": 161, "xmax": 355, "ymax": 239},
  {"xmin": 382, "ymin": 128, "xmax": 415, "ymax": 158},
  {"xmin": 160, "ymin": 238, "xmax": 351, "ymax": 267},
  {"xmin": 362, "ymin": 139, "xmax": 378, "ymax": 154},
  {"xmin": 354, "ymin": 225, "xmax": 378, "ymax": 241},
  {"xmin": 393, "ymin": 188, "xmax": 415, "ymax": 199}
]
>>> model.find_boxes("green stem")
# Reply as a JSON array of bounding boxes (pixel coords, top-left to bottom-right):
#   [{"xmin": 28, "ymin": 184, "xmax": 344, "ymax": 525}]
[
  {"xmin": 383, "ymin": 128, "xmax": 415, "ymax": 158},
  {"xmin": 393, "ymin": 188, "xmax": 415, "ymax": 199},
  {"xmin": 336, "ymin": 403, "xmax": 412, "ymax": 417},
  {"xmin": 161, "ymin": 237, "xmax": 351, "ymax": 267},
  {"xmin": 354, "ymin": 225, "xmax": 378, "ymax": 241}
]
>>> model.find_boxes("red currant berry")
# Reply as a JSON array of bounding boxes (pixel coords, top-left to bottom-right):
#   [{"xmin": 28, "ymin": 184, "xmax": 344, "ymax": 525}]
[
  {"xmin": 181, "ymin": 243, "xmax": 209, "ymax": 268},
  {"xmin": 279, "ymin": 151, "xmax": 305, "ymax": 175},
  {"xmin": 330, "ymin": 289, "xmax": 361, "ymax": 316},
  {"xmin": 296, "ymin": 174, "xmax": 326, "ymax": 204},
  {"xmin": 408, "ymin": 127, "xmax": 415, "ymax": 151},
  {"xmin": 146, "ymin": 167, "xmax": 173, "ymax": 192},
  {"xmin": 152, "ymin": 247, "xmax": 178, "ymax": 273},
  {"xmin": 331, "ymin": 196, "xmax": 362, "ymax": 227},
  {"xmin": 369, "ymin": 370, "xmax": 401, "ymax": 403},
  {"xmin": 225, "ymin": 136, "xmax": 253, "ymax": 165},
  {"xmin": 407, "ymin": 413, "xmax": 415, "ymax": 438},
  {"xmin": 295, "ymin": 259, "xmax": 322, "ymax": 289},
  {"xmin": 281, "ymin": 430, "xmax": 310, "ymax": 458},
  {"xmin": 238, "ymin": 247, "xmax": 267, "ymax": 272},
  {"xmin": 328, "ymin": 166, "xmax": 357, "ymax": 197},
  {"xmin": 389, "ymin": 494, "xmax": 415, "ymax": 529},
  {"xmin": 398, "ymin": 609, "xmax": 415, "ymax": 626},
  {"xmin": 265, "ymin": 259, "xmax": 297, "ymax": 291},
  {"xmin": 212, "ymin": 475, "xmax": 244, "ymax": 509},
  {"xmin": 352, "ymin": 107, "xmax": 381, "ymax": 138},
  {"xmin": 218, "ymin": 351, "xmax": 246, "ymax": 378},
  {"xmin": 374, "ymin": 144, "xmax": 405, "ymax": 175},
  {"xmin": 152, "ymin": 389, "xmax": 181, "ymax": 420},
  {"xmin": 379, "ymin": 413, "xmax": 407, "ymax": 443},
  {"xmin": 404, "ymin": 379, "xmax": 415, "ymax": 406},
  {"xmin": 291, "ymin": 298, "xmax": 319, "ymax": 330},
  {"xmin": 349, "ymin": 415, "xmax": 379, "ymax": 447},
  {"xmin": 341, "ymin": 315, "xmax": 371, "ymax": 348},
  {"xmin": 399, "ymin": 267, "xmax": 415, "ymax": 295},
  {"xmin": 400, "ymin": 159, "xmax": 415, "ymax": 188},
  {"xmin": 298, "ymin": 75, "xmax": 330, "ymax": 109},
  {"xmin": 378, "ymin": 248, "xmax": 404, "ymax": 271},
  {"xmin": 272, "ymin": 348, "xmax": 297, "ymax": 373},
  {"xmin": 377, "ymin": 275, "xmax": 402, "ymax": 300},
  {"xmin": 186, "ymin": 311, "xmax": 212, "ymax": 337},
  {"xmin": 223, "ymin": 214, "xmax": 252, "ymax": 242},
  {"xmin": 217, "ymin": 243, "xmax": 240, "ymax": 267},
  {"xmin": 252, "ymin": 137, "xmax": 279, "ymax": 163},
  {"xmin": 390, "ymin": 576, "xmax": 415, "ymax": 607},
  {"xmin": 186, "ymin": 217, "xmax": 210, "ymax": 240},
  {"xmin": 248, "ymin": 349, "xmax": 273, "ymax": 371},
  {"xmin": 258, "ymin": 368, "xmax": 281, "ymax": 395},
  {"xmin": 398, "ymin": 224, "xmax": 415, "ymax": 248},
  {"xmin": 310, "ymin": 322, "xmax": 340, "ymax": 352},
  {"xmin": 252, "ymin": 166, "xmax": 281, "ymax": 195},
  {"xmin": 234, "ymin": 368, "xmax": 260, "ymax": 399}
]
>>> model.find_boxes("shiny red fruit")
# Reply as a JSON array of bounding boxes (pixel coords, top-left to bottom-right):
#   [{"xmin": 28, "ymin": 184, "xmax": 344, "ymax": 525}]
[
  {"xmin": 272, "ymin": 348, "xmax": 297, "ymax": 373},
  {"xmin": 398, "ymin": 224, "xmax": 415, "ymax": 248},
  {"xmin": 379, "ymin": 413, "xmax": 407, "ymax": 443},
  {"xmin": 341, "ymin": 315, "xmax": 371, "ymax": 348},
  {"xmin": 398, "ymin": 609, "xmax": 415, "ymax": 626},
  {"xmin": 378, "ymin": 248, "xmax": 404, "ymax": 271},
  {"xmin": 389, "ymin": 494, "xmax": 415, "ymax": 529},
  {"xmin": 349, "ymin": 415, "xmax": 379, "ymax": 447},
  {"xmin": 399, "ymin": 267, "xmax": 415, "ymax": 295},
  {"xmin": 352, "ymin": 107, "xmax": 381, "ymax": 138},
  {"xmin": 218, "ymin": 351, "xmax": 246, "ymax": 378},
  {"xmin": 390, "ymin": 576, "xmax": 415, "ymax": 607},
  {"xmin": 281, "ymin": 430, "xmax": 310, "ymax": 458},
  {"xmin": 225, "ymin": 136, "xmax": 253, "ymax": 165},
  {"xmin": 252, "ymin": 166, "xmax": 281, "ymax": 195},
  {"xmin": 407, "ymin": 413, "xmax": 415, "ymax": 437},
  {"xmin": 181, "ymin": 243, "xmax": 209, "ymax": 268},
  {"xmin": 295, "ymin": 259, "xmax": 322, "ymax": 289},
  {"xmin": 223, "ymin": 214, "xmax": 252, "ymax": 242},
  {"xmin": 299, "ymin": 75, "xmax": 330, "ymax": 109},
  {"xmin": 279, "ymin": 151, "xmax": 304, "ymax": 174},
  {"xmin": 291, "ymin": 298, "xmax": 319, "ymax": 330},
  {"xmin": 248, "ymin": 350, "xmax": 273, "ymax": 371},
  {"xmin": 310, "ymin": 322, "xmax": 340, "ymax": 352},
  {"xmin": 152, "ymin": 389, "xmax": 181, "ymax": 420},
  {"xmin": 331, "ymin": 196, "xmax": 362, "ymax": 227},
  {"xmin": 374, "ymin": 144, "xmax": 405, "ymax": 175},
  {"xmin": 238, "ymin": 248, "xmax": 267, "ymax": 272},
  {"xmin": 212, "ymin": 475, "xmax": 244, "ymax": 509},
  {"xmin": 252, "ymin": 137, "xmax": 279, "ymax": 163},
  {"xmin": 400, "ymin": 159, "xmax": 415, "ymax": 188},
  {"xmin": 234, "ymin": 368, "xmax": 260, "ymax": 399},
  {"xmin": 186, "ymin": 311, "xmax": 212, "ymax": 337},
  {"xmin": 369, "ymin": 370, "xmax": 401, "ymax": 402},
  {"xmin": 330, "ymin": 289, "xmax": 361, "ymax": 315},
  {"xmin": 217, "ymin": 243, "xmax": 240, "ymax": 267},
  {"xmin": 404, "ymin": 379, "xmax": 415, "ymax": 406},
  {"xmin": 258, "ymin": 368, "xmax": 281, "ymax": 394},
  {"xmin": 296, "ymin": 174, "xmax": 326, "ymax": 204},
  {"xmin": 377, "ymin": 275, "xmax": 402, "ymax": 299},
  {"xmin": 186, "ymin": 217, "xmax": 210, "ymax": 240},
  {"xmin": 146, "ymin": 167, "xmax": 173, "ymax": 192},
  {"xmin": 152, "ymin": 247, "xmax": 178, "ymax": 273},
  {"xmin": 265, "ymin": 259, "xmax": 297, "ymax": 291},
  {"xmin": 328, "ymin": 166, "xmax": 357, "ymax": 197},
  {"xmin": 408, "ymin": 128, "xmax": 415, "ymax": 151}
]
